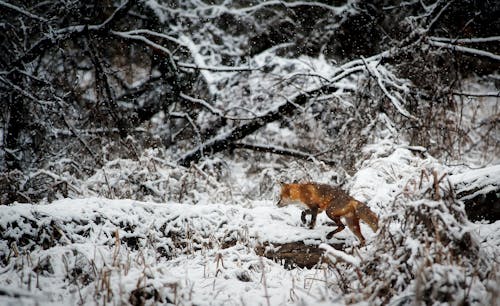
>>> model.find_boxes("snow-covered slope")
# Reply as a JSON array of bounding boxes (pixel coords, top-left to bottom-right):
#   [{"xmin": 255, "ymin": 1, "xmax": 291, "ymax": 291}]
[
  {"xmin": 0, "ymin": 198, "xmax": 357, "ymax": 306},
  {"xmin": 1, "ymin": 147, "xmax": 499, "ymax": 305}
]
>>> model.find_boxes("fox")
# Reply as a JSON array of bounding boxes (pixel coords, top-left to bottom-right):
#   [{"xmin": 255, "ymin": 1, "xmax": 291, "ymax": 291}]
[{"xmin": 277, "ymin": 183, "xmax": 379, "ymax": 245}]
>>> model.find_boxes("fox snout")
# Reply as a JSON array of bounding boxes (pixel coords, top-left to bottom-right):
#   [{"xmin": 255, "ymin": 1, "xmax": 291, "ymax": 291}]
[
  {"xmin": 276, "ymin": 199, "xmax": 284, "ymax": 207},
  {"xmin": 276, "ymin": 198, "xmax": 292, "ymax": 207}
]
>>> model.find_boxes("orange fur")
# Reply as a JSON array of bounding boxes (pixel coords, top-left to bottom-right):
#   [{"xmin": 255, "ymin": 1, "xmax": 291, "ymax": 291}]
[{"xmin": 277, "ymin": 183, "xmax": 379, "ymax": 245}]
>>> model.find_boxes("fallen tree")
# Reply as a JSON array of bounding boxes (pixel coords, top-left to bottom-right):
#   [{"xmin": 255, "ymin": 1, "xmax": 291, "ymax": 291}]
[{"xmin": 449, "ymin": 165, "xmax": 500, "ymax": 222}]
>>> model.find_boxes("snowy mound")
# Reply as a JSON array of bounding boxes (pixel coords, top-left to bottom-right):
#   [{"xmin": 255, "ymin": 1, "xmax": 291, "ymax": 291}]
[
  {"xmin": 0, "ymin": 198, "xmax": 353, "ymax": 306},
  {"xmin": 1, "ymin": 148, "xmax": 499, "ymax": 305}
]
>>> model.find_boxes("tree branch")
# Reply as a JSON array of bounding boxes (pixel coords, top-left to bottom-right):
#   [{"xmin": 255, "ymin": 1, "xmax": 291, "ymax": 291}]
[
  {"xmin": 86, "ymin": 40, "xmax": 129, "ymax": 138},
  {"xmin": 177, "ymin": 62, "xmax": 261, "ymax": 72},
  {"xmin": 177, "ymin": 88, "xmax": 325, "ymax": 166},
  {"xmin": 429, "ymin": 36, "xmax": 500, "ymax": 44},
  {"xmin": 428, "ymin": 39, "xmax": 500, "ymax": 61},
  {"xmin": 111, "ymin": 30, "xmax": 177, "ymax": 70},
  {"xmin": 0, "ymin": 1, "xmax": 47, "ymax": 22},
  {"xmin": 8, "ymin": 0, "xmax": 136, "ymax": 69},
  {"xmin": 450, "ymin": 91, "xmax": 499, "ymax": 98},
  {"xmin": 231, "ymin": 143, "xmax": 337, "ymax": 166},
  {"xmin": 180, "ymin": 93, "xmax": 223, "ymax": 117},
  {"xmin": 176, "ymin": 51, "xmax": 407, "ymax": 167},
  {"xmin": 361, "ymin": 57, "xmax": 417, "ymax": 120}
]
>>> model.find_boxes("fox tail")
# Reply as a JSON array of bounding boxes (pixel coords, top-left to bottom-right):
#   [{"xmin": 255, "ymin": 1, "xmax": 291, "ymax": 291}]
[{"xmin": 355, "ymin": 201, "xmax": 379, "ymax": 233}]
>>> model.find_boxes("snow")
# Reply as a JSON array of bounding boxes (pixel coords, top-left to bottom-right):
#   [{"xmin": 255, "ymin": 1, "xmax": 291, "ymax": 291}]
[
  {"xmin": 320, "ymin": 244, "xmax": 360, "ymax": 267},
  {"xmin": 0, "ymin": 198, "xmax": 346, "ymax": 305},
  {"xmin": 449, "ymin": 164, "xmax": 500, "ymax": 200},
  {"xmin": 0, "ymin": 198, "xmax": 346, "ymax": 252},
  {"xmin": 2, "ymin": 145, "xmax": 498, "ymax": 305}
]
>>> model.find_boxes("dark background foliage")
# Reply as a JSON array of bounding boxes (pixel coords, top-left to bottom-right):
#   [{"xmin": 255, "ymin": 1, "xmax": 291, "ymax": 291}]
[{"xmin": 1, "ymin": 0, "xmax": 498, "ymax": 204}]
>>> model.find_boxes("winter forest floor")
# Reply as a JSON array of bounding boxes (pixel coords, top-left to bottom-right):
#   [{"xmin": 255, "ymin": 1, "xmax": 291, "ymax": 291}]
[
  {"xmin": 1, "ymin": 0, "xmax": 499, "ymax": 305},
  {"xmin": 1, "ymin": 147, "xmax": 499, "ymax": 305}
]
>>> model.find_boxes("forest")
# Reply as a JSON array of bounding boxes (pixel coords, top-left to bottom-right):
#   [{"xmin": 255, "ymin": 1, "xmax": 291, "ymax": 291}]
[{"xmin": 0, "ymin": 0, "xmax": 499, "ymax": 305}]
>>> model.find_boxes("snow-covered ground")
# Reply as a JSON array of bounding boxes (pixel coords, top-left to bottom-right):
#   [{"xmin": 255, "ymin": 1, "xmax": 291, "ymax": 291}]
[
  {"xmin": 0, "ymin": 198, "xmax": 350, "ymax": 306},
  {"xmin": 1, "ymin": 146, "xmax": 499, "ymax": 305}
]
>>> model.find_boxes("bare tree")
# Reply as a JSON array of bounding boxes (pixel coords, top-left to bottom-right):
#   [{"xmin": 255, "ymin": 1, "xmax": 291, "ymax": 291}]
[{"xmin": 0, "ymin": 0, "xmax": 498, "ymax": 204}]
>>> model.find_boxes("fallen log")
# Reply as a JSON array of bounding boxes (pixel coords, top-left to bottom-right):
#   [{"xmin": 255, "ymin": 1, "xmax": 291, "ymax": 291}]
[
  {"xmin": 449, "ymin": 165, "xmax": 500, "ymax": 222},
  {"xmin": 255, "ymin": 241, "xmax": 345, "ymax": 269}
]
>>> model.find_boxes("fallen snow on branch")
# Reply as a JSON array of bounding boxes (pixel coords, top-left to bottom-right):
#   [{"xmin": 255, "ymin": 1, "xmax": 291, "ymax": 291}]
[
  {"xmin": 320, "ymin": 244, "xmax": 360, "ymax": 267},
  {"xmin": 449, "ymin": 164, "xmax": 500, "ymax": 200},
  {"xmin": 428, "ymin": 39, "xmax": 500, "ymax": 61}
]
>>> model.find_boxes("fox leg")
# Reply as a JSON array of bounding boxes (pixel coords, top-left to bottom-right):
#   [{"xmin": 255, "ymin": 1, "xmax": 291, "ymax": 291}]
[
  {"xmin": 309, "ymin": 207, "xmax": 319, "ymax": 229},
  {"xmin": 301, "ymin": 210, "xmax": 310, "ymax": 224},
  {"xmin": 344, "ymin": 214, "xmax": 365, "ymax": 245},
  {"xmin": 301, "ymin": 207, "xmax": 318, "ymax": 229},
  {"xmin": 326, "ymin": 216, "xmax": 345, "ymax": 239}
]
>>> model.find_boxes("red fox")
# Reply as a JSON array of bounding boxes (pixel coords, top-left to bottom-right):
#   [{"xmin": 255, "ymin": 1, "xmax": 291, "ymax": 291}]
[{"xmin": 277, "ymin": 183, "xmax": 379, "ymax": 245}]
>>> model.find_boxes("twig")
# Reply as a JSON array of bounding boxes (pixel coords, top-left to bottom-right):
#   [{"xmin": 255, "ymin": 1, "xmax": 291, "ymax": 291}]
[
  {"xmin": 231, "ymin": 142, "xmax": 337, "ymax": 166},
  {"xmin": 111, "ymin": 30, "xmax": 177, "ymax": 71},
  {"xmin": 425, "ymin": 0, "xmax": 453, "ymax": 33},
  {"xmin": 0, "ymin": 76, "xmax": 51, "ymax": 105},
  {"xmin": 0, "ymin": 1, "xmax": 47, "ymax": 22},
  {"xmin": 360, "ymin": 57, "xmax": 416, "ymax": 120},
  {"xmin": 86, "ymin": 39, "xmax": 129, "ymax": 138},
  {"xmin": 450, "ymin": 91, "xmax": 500, "ymax": 98},
  {"xmin": 177, "ymin": 62, "xmax": 260, "ymax": 72},
  {"xmin": 427, "ymin": 40, "xmax": 500, "ymax": 61},
  {"xmin": 177, "ymin": 90, "xmax": 315, "ymax": 166},
  {"xmin": 237, "ymin": 0, "xmax": 348, "ymax": 14},
  {"xmin": 180, "ymin": 93, "xmax": 223, "ymax": 117},
  {"xmin": 9, "ymin": 0, "xmax": 136, "ymax": 69},
  {"xmin": 56, "ymin": 99, "xmax": 102, "ymax": 167},
  {"xmin": 259, "ymin": 257, "xmax": 271, "ymax": 306},
  {"xmin": 114, "ymin": 29, "xmax": 185, "ymax": 46},
  {"xmin": 429, "ymin": 36, "xmax": 500, "ymax": 44},
  {"xmin": 169, "ymin": 111, "xmax": 203, "ymax": 150}
]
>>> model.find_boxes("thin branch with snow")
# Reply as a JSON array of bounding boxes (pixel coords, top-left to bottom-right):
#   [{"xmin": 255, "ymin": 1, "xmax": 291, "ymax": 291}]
[
  {"xmin": 429, "ymin": 36, "xmax": 500, "ymax": 44},
  {"xmin": 320, "ymin": 243, "xmax": 360, "ymax": 267},
  {"xmin": 177, "ymin": 62, "xmax": 261, "ymax": 72},
  {"xmin": 361, "ymin": 58, "xmax": 416, "ymax": 120},
  {"xmin": 231, "ymin": 142, "xmax": 337, "ymax": 166},
  {"xmin": 115, "ymin": 29, "xmax": 185, "ymax": 46},
  {"xmin": 451, "ymin": 91, "xmax": 500, "ymax": 98},
  {"xmin": 180, "ymin": 93, "xmax": 223, "ymax": 117},
  {"xmin": 8, "ymin": 0, "xmax": 137, "ymax": 69},
  {"xmin": 177, "ymin": 89, "xmax": 318, "ymax": 166},
  {"xmin": 169, "ymin": 111, "xmax": 203, "ymax": 148},
  {"xmin": 237, "ymin": 0, "xmax": 350, "ymax": 14},
  {"xmin": 111, "ymin": 30, "xmax": 177, "ymax": 70},
  {"xmin": 428, "ymin": 39, "xmax": 500, "ymax": 61},
  {"xmin": 425, "ymin": 0, "xmax": 453, "ymax": 33},
  {"xmin": 0, "ymin": 1, "xmax": 47, "ymax": 22}
]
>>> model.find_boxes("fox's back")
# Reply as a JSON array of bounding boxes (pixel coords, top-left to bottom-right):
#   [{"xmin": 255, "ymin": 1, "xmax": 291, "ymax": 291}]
[{"xmin": 280, "ymin": 183, "xmax": 352, "ymax": 211}]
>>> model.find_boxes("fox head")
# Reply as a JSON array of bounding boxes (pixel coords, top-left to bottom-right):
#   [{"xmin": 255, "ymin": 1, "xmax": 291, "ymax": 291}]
[{"xmin": 277, "ymin": 183, "xmax": 299, "ymax": 207}]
